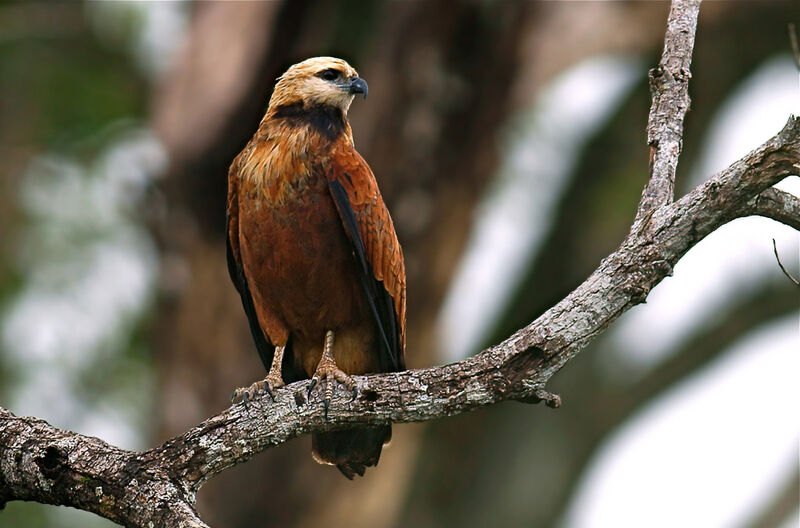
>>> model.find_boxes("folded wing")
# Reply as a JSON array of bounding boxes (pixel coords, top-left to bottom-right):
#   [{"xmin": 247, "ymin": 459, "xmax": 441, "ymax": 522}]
[{"xmin": 325, "ymin": 148, "xmax": 406, "ymax": 372}]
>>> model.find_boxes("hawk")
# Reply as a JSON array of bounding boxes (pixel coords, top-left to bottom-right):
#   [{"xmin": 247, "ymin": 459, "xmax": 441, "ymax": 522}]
[{"xmin": 226, "ymin": 57, "xmax": 406, "ymax": 478}]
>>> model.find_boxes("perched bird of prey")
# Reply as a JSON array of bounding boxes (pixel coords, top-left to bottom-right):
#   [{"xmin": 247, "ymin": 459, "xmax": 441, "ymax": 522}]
[{"xmin": 226, "ymin": 57, "xmax": 406, "ymax": 478}]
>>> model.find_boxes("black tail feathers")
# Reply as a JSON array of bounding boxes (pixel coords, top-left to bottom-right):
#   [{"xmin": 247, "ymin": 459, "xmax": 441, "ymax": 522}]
[{"xmin": 311, "ymin": 426, "xmax": 392, "ymax": 479}]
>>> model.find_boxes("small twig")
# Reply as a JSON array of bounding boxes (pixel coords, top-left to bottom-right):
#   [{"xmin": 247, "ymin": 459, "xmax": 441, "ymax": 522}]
[
  {"xmin": 772, "ymin": 238, "xmax": 800, "ymax": 286},
  {"xmin": 636, "ymin": 0, "xmax": 701, "ymax": 220}
]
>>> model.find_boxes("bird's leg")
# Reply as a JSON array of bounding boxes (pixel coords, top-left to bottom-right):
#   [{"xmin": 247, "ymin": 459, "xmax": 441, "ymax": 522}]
[
  {"xmin": 231, "ymin": 345, "xmax": 286, "ymax": 404},
  {"xmin": 308, "ymin": 330, "xmax": 356, "ymax": 416},
  {"xmin": 264, "ymin": 344, "xmax": 287, "ymax": 395}
]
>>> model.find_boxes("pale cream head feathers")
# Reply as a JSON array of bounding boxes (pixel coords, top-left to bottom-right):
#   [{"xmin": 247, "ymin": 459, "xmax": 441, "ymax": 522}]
[{"xmin": 268, "ymin": 57, "xmax": 366, "ymax": 114}]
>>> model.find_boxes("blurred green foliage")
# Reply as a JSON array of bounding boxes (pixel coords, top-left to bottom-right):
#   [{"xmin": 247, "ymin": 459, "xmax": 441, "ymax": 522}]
[
  {"xmin": 0, "ymin": 3, "xmax": 149, "ymax": 527},
  {"xmin": 0, "ymin": 2, "xmax": 145, "ymax": 154}
]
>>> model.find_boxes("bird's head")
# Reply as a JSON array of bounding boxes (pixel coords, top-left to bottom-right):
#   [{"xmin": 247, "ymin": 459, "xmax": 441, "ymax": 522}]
[{"xmin": 268, "ymin": 57, "xmax": 368, "ymax": 115}]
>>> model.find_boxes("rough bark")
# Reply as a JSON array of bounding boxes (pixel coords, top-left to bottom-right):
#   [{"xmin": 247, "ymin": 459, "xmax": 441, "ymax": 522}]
[
  {"xmin": 1, "ymin": 1, "xmax": 798, "ymax": 526},
  {"xmin": 0, "ymin": 409, "xmax": 209, "ymax": 528},
  {"xmin": 637, "ymin": 0, "xmax": 700, "ymax": 219}
]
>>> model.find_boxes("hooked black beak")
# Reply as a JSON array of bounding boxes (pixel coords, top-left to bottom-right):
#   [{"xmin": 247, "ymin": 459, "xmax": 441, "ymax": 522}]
[{"xmin": 348, "ymin": 77, "xmax": 368, "ymax": 99}]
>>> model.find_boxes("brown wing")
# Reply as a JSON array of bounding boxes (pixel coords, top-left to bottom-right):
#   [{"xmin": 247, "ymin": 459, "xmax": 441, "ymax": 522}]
[
  {"xmin": 226, "ymin": 156, "xmax": 279, "ymax": 374},
  {"xmin": 325, "ymin": 146, "xmax": 406, "ymax": 371}
]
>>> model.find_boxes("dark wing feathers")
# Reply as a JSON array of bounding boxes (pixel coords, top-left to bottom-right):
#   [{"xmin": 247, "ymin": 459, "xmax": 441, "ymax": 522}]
[
  {"xmin": 329, "ymin": 181, "xmax": 399, "ymax": 371},
  {"xmin": 326, "ymin": 149, "xmax": 406, "ymax": 372}
]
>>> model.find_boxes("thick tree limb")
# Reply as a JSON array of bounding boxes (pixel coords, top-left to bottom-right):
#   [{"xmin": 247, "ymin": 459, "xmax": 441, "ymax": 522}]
[
  {"xmin": 0, "ymin": 409, "xmax": 209, "ymax": 528},
  {"xmin": 1, "ymin": 0, "xmax": 799, "ymax": 525},
  {"xmin": 637, "ymin": 0, "xmax": 700, "ymax": 220}
]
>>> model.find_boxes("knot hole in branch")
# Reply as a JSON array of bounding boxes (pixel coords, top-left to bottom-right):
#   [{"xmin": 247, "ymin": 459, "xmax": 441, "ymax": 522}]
[
  {"xmin": 36, "ymin": 445, "xmax": 67, "ymax": 478},
  {"xmin": 503, "ymin": 346, "xmax": 548, "ymax": 392},
  {"xmin": 649, "ymin": 65, "xmax": 665, "ymax": 80},
  {"xmin": 648, "ymin": 65, "xmax": 665, "ymax": 92},
  {"xmin": 361, "ymin": 389, "xmax": 380, "ymax": 402}
]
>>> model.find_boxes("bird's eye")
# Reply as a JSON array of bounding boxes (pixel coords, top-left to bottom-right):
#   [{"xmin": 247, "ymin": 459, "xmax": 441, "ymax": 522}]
[{"xmin": 319, "ymin": 69, "xmax": 341, "ymax": 82}]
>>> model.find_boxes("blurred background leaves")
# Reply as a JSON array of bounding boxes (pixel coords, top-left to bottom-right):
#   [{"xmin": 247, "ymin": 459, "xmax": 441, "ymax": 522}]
[{"xmin": 0, "ymin": 1, "xmax": 797, "ymax": 527}]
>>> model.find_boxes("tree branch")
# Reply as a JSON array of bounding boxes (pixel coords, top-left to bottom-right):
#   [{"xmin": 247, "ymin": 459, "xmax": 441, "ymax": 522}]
[
  {"xmin": 745, "ymin": 187, "xmax": 800, "ymax": 231},
  {"xmin": 1, "ymin": 1, "xmax": 799, "ymax": 526},
  {"xmin": 0, "ymin": 408, "xmax": 209, "ymax": 528},
  {"xmin": 637, "ymin": 0, "xmax": 700, "ymax": 219}
]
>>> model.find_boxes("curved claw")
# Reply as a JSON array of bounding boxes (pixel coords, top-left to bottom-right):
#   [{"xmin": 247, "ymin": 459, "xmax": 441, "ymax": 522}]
[
  {"xmin": 231, "ymin": 387, "xmax": 251, "ymax": 409},
  {"xmin": 308, "ymin": 330, "xmax": 356, "ymax": 418},
  {"xmin": 231, "ymin": 376, "xmax": 283, "ymax": 408}
]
